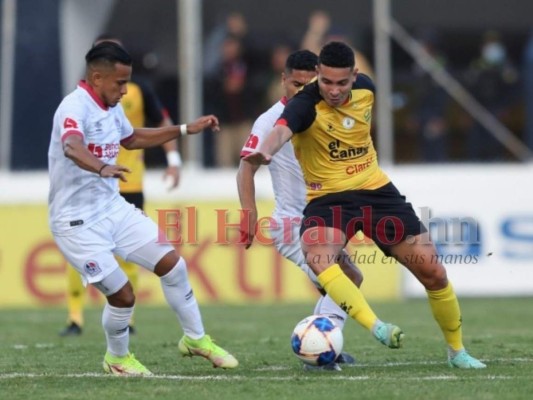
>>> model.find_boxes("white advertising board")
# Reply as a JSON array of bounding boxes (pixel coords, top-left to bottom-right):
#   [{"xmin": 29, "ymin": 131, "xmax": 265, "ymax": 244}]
[
  {"xmin": 2, "ymin": 164, "xmax": 532, "ymax": 297},
  {"xmin": 386, "ymin": 164, "xmax": 533, "ymax": 297}
]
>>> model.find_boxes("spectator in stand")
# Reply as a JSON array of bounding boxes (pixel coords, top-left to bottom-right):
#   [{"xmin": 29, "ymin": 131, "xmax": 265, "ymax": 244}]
[
  {"xmin": 264, "ymin": 43, "xmax": 294, "ymax": 107},
  {"xmin": 203, "ymin": 12, "xmax": 248, "ymax": 81},
  {"xmin": 202, "ymin": 12, "xmax": 250, "ymax": 167},
  {"xmin": 408, "ymin": 31, "xmax": 451, "ymax": 162},
  {"xmin": 300, "ymin": 10, "xmax": 373, "ymax": 78},
  {"xmin": 205, "ymin": 35, "xmax": 254, "ymax": 167},
  {"xmin": 464, "ymin": 31, "xmax": 519, "ymax": 161},
  {"xmin": 522, "ymin": 30, "xmax": 533, "ymax": 152}
]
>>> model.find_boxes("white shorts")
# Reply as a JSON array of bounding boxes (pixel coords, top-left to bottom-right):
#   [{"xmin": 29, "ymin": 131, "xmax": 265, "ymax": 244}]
[
  {"xmin": 54, "ymin": 201, "xmax": 174, "ymax": 285},
  {"xmin": 270, "ymin": 217, "xmax": 320, "ymax": 289}
]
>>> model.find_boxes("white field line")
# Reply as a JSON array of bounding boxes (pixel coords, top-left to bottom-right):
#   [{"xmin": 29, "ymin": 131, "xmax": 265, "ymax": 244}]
[
  {"xmin": 10, "ymin": 344, "xmax": 533, "ymax": 367},
  {"xmin": 1, "ymin": 356, "xmax": 530, "ymax": 382},
  {"xmin": 347, "ymin": 358, "xmax": 533, "ymax": 367},
  {"xmin": 10, "ymin": 344, "xmax": 533, "ymax": 368},
  {"xmin": 0, "ymin": 372, "xmax": 517, "ymax": 381}
]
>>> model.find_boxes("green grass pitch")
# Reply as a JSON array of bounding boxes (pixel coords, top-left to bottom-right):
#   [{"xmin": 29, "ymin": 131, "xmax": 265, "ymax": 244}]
[{"xmin": 1, "ymin": 298, "xmax": 532, "ymax": 400}]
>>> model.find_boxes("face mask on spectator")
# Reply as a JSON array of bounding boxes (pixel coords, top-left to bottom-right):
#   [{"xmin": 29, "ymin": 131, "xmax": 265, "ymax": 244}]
[{"xmin": 482, "ymin": 43, "xmax": 506, "ymax": 65}]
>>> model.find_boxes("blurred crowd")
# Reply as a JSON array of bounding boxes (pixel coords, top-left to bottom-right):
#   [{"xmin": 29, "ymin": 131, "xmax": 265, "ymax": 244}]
[
  {"xmin": 396, "ymin": 28, "xmax": 522, "ymax": 163},
  {"xmin": 141, "ymin": 10, "xmax": 530, "ymax": 166},
  {"xmin": 198, "ymin": 10, "xmax": 377, "ymax": 168}
]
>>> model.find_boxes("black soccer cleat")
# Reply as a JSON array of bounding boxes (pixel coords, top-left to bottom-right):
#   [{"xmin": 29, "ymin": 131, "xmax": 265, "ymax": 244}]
[
  {"xmin": 335, "ymin": 351, "xmax": 356, "ymax": 365},
  {"xmin": 59, "ymin": 322, "xmax": 82, "ymax": 337}
]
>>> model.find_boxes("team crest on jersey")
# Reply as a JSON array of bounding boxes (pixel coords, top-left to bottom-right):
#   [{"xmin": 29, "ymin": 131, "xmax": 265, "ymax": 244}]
[
  {"xmin": 342, "ymin": 117, "xmax": 355, "ymax": 129},
  {"xmin": 84, "ymin": 260, "xmax": 102, "ymax": 277},
  {"xmin": 364, "ymin": 108, "xmax": 372, "ymax": 122}
]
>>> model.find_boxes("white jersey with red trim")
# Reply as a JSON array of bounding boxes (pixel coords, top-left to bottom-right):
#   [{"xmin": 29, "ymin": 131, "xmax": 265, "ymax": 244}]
[
  {"xmin": 240, "ymin": 98, "xmax": 306, "ymax": 220},
  {"xmin": 48, "ymin": 81, "xmax": 134, "ymax": 235}
]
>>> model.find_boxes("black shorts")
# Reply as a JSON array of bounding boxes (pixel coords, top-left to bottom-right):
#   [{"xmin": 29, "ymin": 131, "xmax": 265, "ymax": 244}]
[
  {"xmin": 121, "ymin": 191, "xmax": 144, "ymax": 210},
  {"xmin": 300, "ymin": 182, "xmax": 426, "ymax": 256}
]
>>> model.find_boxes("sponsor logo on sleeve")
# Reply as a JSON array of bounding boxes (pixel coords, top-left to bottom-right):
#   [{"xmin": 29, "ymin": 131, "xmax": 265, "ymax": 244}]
[
  {"xmin": 244, "ymin": 134, "xmax": 259, "ymax": 150},
  {"xmin": 63, "ymin": 118, "xmax": 78, "ymax": 129}
]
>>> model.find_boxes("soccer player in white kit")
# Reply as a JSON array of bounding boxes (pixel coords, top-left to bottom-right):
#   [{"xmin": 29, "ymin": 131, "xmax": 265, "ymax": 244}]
[
  {"xmin": 237, "ymin": 50, "xmax": 364, "ymax": 370},
  {"xmin": 48, "ymin": 41, "xmax": 238, "ymax": 376}
]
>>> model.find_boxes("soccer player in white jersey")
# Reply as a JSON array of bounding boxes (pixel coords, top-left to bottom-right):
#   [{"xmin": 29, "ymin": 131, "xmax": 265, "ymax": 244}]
[
  {"xmin": 238, "ymin": 50, "xmax": 389, "ymax": 370},
  {"xmin": 48, "ymin": 41, "xmax": 238, "ymax": 376}
]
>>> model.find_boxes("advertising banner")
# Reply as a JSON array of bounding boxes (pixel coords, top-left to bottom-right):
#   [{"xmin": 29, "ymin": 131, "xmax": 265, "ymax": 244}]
[
  {"xmin": 4, "ymin": 164, "xmax": 529, "ymax": 305},
  {"xmin": 0, "ymin": 199, "xmax": 400, "ymax": 307},
  {"xmin": 387, "ymin": 165, "xmax": 533, "ymax": 297}
]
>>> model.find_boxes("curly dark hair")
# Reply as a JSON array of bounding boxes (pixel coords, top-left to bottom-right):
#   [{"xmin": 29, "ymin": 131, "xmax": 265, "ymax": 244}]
[{"xmin": 318, "ymin": 41, "xmax": 354, "ymax": 69}]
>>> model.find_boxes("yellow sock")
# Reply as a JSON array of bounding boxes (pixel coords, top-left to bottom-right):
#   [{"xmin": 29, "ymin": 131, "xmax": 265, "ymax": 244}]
[
  {"xmin": 427, "ymin": 282, "xmax": 464, "ymax": 351},
  {"xmin": 317, "ymin": 264, "xmax": 378, "ymax": 330},
  {"xmin": 118, "ymin": 258, "xmax": 138, "ymax": 326},
  {"xmin": 66, "ymin": 265, "xmax": 85, "ymax": 326}
]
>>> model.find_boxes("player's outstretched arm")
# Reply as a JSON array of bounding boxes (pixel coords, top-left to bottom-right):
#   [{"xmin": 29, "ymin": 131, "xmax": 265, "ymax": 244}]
[
  {"xmin": 184, "ymin": 114, "xmax": 221, "ymax": 134},
  {"xmin": 236, "ymin": 159, "xmax": 260, "ymax": 249},
  {"xmin": 122, "ymin": 115, "xmax": 220, "ymax": 150},
  {"xmin": 242, "ymin": 125, "xmax": 293, "ymax": 166}
]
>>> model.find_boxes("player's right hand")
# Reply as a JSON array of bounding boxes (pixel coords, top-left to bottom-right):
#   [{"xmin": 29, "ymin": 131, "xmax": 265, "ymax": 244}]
[
  {"xmin": 242, "ymin": 152, "xmax": 272, "ymax": 166},
  {"xmin": 187, "ymin": 115, "xmax": 221, "ymax": 134},
  {"xmin": 100, "ymin": 164, "xmax": 131, "ymax": 182}
]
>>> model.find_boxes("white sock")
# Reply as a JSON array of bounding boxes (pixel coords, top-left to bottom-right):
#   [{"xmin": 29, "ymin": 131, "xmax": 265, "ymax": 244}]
[
  {"xmin": 313, "ymin": 296, "xmax": 324, "ymax": 315},
  {"xmin": 102, "ymin": 303, "xmax": 132, "ymax": 357},
  {"xmin": 160, "ymin": 257, "xmax": 205, "ymax": 339},
  {"xmin": 313, "ymin": 294, "xmax": 348, "ymax": 330}
]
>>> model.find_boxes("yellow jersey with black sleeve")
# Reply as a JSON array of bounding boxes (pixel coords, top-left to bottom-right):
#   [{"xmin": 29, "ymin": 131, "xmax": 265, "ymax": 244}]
[
  {"xmin": 117, "ymin": 79, "xmax": 166, "ymax": 193},
  {"xmin": 277, "ymin": 73, "xmax": 390, "ymax": 202}
]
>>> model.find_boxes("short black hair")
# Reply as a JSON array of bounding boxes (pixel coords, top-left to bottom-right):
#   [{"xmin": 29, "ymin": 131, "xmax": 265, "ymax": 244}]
[
  {"xmin": 85, "ymin": 41, "xmax": 132, "ymax": 68},
  {"xmin": 318, "ymin": 41, "xmax": 355, "ymax": 69},
  {"xmin": 92, "ymin": 33, "xmax": 123, "ymax": 48},
  {"xmin": 285, "ymin": 49, "xmax": 318, "ymax": 73},
  {"xmin": 93, "ymin": 33, "xmax": 121, "ymax": 45}
]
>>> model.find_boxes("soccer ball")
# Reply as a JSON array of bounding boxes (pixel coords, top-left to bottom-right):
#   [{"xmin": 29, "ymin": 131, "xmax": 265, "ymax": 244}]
[{"xmin": 290, "ymin": 315, "xmax": 343, "ymax": 366}]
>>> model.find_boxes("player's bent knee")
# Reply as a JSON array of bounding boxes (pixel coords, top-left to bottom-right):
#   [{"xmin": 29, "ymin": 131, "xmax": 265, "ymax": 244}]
[
  {"xmin": 106, "ymin": 282, "xmax": 135, "ymax": 308},
  {"xmin": 419, "ymin": 264, "xmax": 448, "ymax": 290},
  {"xmin": 160, "ymin": 258, "xmax": 187, "ymax": 286},
  {"xmin": 154, "ymin": 250, "xmax": 180, "ymax": 277}
]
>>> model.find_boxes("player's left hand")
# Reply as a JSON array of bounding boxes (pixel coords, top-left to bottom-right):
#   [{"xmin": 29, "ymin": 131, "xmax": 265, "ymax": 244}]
[
  {"xmin": 100, "ymin": 164, "xmax": 131, "ymax": 182},
  {"xmin": 185, "ymin": 115, "xmax": 220, "ymax": 134},
  {"xmin": 238, "ymin": 208, "xmax": 258, "ymax": 249},
  {"xmin": 163, "ymin": 166, "xmax": 180, "ymax": 190}
]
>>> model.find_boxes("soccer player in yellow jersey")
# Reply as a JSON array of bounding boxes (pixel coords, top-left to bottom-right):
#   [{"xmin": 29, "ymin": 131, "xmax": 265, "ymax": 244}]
[
  {"xmin": 238, "ymin": 50, "xmax": 405, "ymax": 368},
  {"xmin": 244, "ymin": 41, "xmax": 486, "ymax": 369},
  {"xmin": 60, "ymin": 40, "xmax": 181, "ymax": 337}
]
